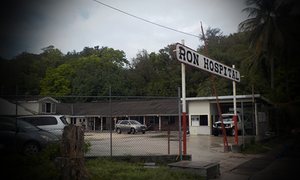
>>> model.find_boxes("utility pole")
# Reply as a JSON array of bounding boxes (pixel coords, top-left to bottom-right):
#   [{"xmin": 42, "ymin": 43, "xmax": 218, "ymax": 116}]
[{"xmin": 200, "ymin": 21, "xmax": 229, "ymax": 151}]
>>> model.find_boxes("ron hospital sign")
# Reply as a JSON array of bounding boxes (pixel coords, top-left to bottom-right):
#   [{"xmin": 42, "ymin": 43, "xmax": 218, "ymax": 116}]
[{"xmin": 175, "ymin": 43, "xmax": 240, "ymax": 82}]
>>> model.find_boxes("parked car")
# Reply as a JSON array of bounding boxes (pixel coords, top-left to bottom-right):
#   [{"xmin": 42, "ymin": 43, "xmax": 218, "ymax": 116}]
[
  {"xmin": 0, "ymin": 116, "xmax": 59, "ymax": 155},
  {"xmin": 212, "ymin": 113, "xmax": 242, "ymax": 136},
  {"xmin": 17, "ymin": 115, "xmax": 68, "ymax": 138},
  {"xmin": 115, "ymin": 120, "xmax": 147, "ymax": 134},
  {"xmin": 212, "ymin": 112, "xmax": 254, "ymax": 136}
]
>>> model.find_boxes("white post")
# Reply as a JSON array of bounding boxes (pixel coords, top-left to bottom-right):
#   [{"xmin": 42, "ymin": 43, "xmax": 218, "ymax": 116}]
[
  {"xmin": 232, "ymin": 65, "xmax": 238, "ymax": 144},
  {"xmin": 181, "ymin": 39, "xmax": 187, "ymax": 155},
  {"xmin": 232, "ymin": 65, "xmax": 237, "ymax": 115},
  {"xmin": 181, "ymin": 39, "xmax": 186, "ymax": 113}
]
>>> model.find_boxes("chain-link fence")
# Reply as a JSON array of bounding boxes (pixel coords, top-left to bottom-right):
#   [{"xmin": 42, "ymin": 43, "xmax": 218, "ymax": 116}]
[
  {"xmin": 61, "ymin": 96, "xmax": 183, "ymax": 157},
  {"xmin": 1, "ymin": 94, "xmax": 184, "ymax": 157}
]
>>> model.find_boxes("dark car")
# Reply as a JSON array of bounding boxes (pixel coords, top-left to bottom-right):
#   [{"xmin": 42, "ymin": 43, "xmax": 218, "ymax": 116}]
[
  {"xmin": 0, "ymin": 116, "xmax": 59, "ymax": 155},
  {"xmin": 115, "ymin": 120, "xmax": 146, "ymax": 134}
]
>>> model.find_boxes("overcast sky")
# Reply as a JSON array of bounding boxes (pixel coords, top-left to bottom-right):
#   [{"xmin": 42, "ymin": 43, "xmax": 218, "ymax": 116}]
[{"xmin": 0, "ymin": 0, "xmax": 248, "ymax": 61}]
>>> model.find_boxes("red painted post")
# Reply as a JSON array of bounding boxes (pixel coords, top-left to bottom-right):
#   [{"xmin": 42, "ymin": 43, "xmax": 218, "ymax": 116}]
[
  {"xmin": 233, "ymin": 115, "xmax": 238, "ymax": 144},
  {"xmin": 168, "ymin": 127, "xmax": 170, "ymax": 155},
  {"xmin": 182, "ymin": 112, "xmax": 187, "ymax": 155}
]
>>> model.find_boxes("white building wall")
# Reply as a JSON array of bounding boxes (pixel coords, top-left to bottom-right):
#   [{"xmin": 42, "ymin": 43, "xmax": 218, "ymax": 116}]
[{"xmin": 188, "ymin": 101, "xmax": 211, "ymax": 135}]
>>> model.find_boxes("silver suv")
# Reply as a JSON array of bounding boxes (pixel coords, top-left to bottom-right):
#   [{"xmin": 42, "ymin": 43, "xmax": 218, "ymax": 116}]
[
  {"xmin": 115, "ymin": 120, "xmax": 146, "ymax": 134},
  {"xmin": 17, "ymin": 115, "xmax": 68, "ymax": 138}
]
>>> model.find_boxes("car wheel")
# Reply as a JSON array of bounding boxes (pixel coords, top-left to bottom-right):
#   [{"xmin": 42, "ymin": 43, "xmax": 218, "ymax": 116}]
[
  {"xmin": 142, "ymin": 131, "xmax": 145, "ymax": 134},
  {"xmin": 23, "ymin": 142, "xmax": 40, "ymax": 155},
  {"xmin": 213, "ymin": 129, "xmax": 219, "ymax": 136},
  {"xmin": 131, "ymin": 128, "xmax": 136, "ymax": 134},
  {"xmin": 116, "ymin": 128, "xmax": 121, "ymax": 134}
]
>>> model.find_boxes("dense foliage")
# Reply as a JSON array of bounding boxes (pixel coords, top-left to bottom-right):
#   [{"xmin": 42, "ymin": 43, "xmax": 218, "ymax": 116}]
[
  {"xmin": 0, "ymin": 27, "xmax": 298, "ymax": 101},
  {"xmin": 0, "ymin": 0, "xmax": 299, "ymax": 128},
  {"xmin": 0, "ymin": 32, "xmax": 254, "ymax": 98}
]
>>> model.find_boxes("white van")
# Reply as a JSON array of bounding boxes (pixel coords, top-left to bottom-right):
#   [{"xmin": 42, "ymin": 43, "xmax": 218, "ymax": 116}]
[{"xmin": 17, "ymin": 115, "xmax": 68, "ymax": 138}]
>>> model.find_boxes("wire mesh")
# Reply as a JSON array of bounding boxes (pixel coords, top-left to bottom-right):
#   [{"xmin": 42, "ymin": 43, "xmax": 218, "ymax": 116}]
[{"xmin": 6, "ymin": 95, "xmax": 183, "ymax": 157}]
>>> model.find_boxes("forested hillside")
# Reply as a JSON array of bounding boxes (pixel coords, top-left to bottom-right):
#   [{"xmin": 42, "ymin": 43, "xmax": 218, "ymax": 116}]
[
  {"xmin": 0, "ymin": 29, "xmax": 298, "ymax": 105},
  {"xmin": 1, "ymin": 0, "xmax": 299, "ymax": 108}
]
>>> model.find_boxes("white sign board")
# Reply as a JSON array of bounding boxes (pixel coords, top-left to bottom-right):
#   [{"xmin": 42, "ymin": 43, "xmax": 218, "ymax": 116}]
[{"xmin": 176, "ymin": 43, "xmax": 240, "ymax": 82}]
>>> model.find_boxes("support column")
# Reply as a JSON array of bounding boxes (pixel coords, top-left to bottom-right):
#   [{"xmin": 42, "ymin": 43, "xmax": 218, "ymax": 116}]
[
  {"xmin": 181, "ymin": 39, "xmax": 187, "ymax": 155},
  {"xmin": 232, "ymin": 65, "xmax": 238, "ymax": 145},
  {"xmin": 159, "ymin": 116, "xmax": 162, "ymax": 131},
  {"xmin": 93, "ymin": 117, "xmax": 96, "ymax": 132},
  {"xmin": 100, "ymin": 117, "xmax": 103, "ymax": 131}
]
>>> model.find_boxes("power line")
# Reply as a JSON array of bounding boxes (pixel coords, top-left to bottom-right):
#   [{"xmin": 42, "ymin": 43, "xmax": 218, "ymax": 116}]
[{"xmin": 92, "ymin": 0, "xmax": 200, "ymax": 38}]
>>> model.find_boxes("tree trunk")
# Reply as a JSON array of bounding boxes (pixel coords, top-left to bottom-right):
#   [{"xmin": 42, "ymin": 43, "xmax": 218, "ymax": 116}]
[{"xmin": 58, "ymin": 124, "xmax": 89, "ymax": 180}]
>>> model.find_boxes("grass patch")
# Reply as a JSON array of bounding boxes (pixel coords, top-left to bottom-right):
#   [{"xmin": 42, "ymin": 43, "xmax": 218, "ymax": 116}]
[
  {"xmin": 86, "ymin": 158, "xmax": 204, "ymax": 180},
  {"xmin": 3, "ymin": 150, "xmax": 203, "ymax": 180},
  {"xmin": 241, "ymin": 143, "xmax": 271, "ymax": 154},
  {"xmin": 241, "ymin": 136, "xmax": 285, "ymax": 154}
]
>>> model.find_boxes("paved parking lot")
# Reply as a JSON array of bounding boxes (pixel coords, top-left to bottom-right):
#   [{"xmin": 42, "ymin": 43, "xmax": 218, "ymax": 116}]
[{"xmin": 84, "ymin": 131, "xmax": 260, "ymax": 175}]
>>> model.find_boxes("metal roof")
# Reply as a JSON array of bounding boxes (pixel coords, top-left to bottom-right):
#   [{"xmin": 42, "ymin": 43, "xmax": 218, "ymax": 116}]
[
  {"xmin": 56, "ymin": 99, "xmax": 179, "ymax": 117},
  {"xmin": 185, "ymin": 94, "xmax": 272, "ymax": 105}
]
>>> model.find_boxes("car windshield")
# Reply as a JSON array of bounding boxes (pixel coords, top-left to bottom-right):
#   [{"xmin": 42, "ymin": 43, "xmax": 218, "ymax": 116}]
[
  {"xmin": 129, "ymin": 120, "xmax": 140, "ymax": 125},
  {"xmin": 221, "ymin": 115, "xmax": 233, "ymax": 122},
  {"xmin": 60, "ymin": 116, "xmax": 68, "ymax": 125}
]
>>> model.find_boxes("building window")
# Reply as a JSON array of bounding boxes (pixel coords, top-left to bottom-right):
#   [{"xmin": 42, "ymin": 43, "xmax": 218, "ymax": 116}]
[
  {"xmin": 46, "ymin": 103, "xmax": 51, "ymax": 112},
  {"xmin": 191, "ymin": 115, "xmax": 208, "ymax": 126},
  {"xmin": 42, "ymin": 102, "xmax": 56, "ymax": 114},
  {"xmin": 71, "ymin": 118, "xmax": 77, "ymax": 124},
  {"xmin": 191, "ymin": 115, "xmax": 200, "ymax": 126},
  {"xmin": 200, "ymin": 115, "xmax": 208, "ymax": 126}
]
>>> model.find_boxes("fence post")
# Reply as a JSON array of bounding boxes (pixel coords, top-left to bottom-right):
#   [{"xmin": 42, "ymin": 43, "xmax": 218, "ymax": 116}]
[{"xmin": 178, "ymin": 87, "xmax": 182, "ymax": 160}]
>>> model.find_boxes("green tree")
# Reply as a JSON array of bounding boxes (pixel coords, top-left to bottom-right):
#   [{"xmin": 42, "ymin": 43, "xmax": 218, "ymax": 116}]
[
  {"xmin": 0, "ymin": 52, "xmax": 43, "ymax": 95},
  {"xmin": 40, "ymin": 45, "xmax": 64, "ymax": 71},
  {"xmin": 239, "ymin": 0, "xmax": 285, "ymax": 90},
  {"xmin": 79, "ymin": 46, "xmax": 129, "ymax": 67},
  {"xmin": 40, "ymin": 64, "xmax": 74, "ymax": 96},
  {"xmin": 39, "ymin": 46, "xmax": 129, "ymax": 98},
  {"xmin": 197, "ymin": 28, "xmax": 253, "ymax": 97},
  {"xmin": 239, "ymin": 0, "xmax": 300, "ymax": 101},
  {"xmin": 71, "ymin": 55, "xmax": 118, "ymax": 96},
  {"xmin": 130, "ymin": 47, "xmax": 181, "ymax": 96}
]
